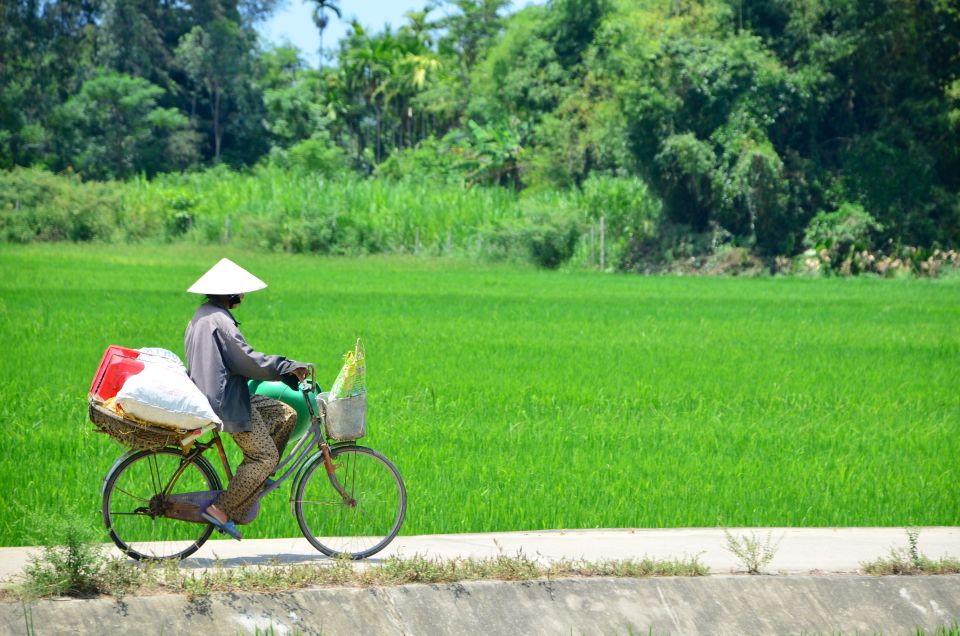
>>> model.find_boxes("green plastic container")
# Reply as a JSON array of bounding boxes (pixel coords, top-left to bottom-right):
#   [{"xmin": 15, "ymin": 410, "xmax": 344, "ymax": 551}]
[{"xmin": 248, "ymin": 379, "xmax": 318, "ymax": 441}]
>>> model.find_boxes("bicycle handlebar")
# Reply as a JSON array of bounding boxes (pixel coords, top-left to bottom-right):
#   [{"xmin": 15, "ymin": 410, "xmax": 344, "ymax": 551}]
[{"xmin": 300, "ymin": 364, "xmax": 320, "ymax": 419}]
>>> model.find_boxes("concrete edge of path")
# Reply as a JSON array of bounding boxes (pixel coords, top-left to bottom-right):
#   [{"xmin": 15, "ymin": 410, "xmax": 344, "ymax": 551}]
[
  {"xmin": 1, "ymin": 527, "xmax": 958, "ymax": 584},
  {"xmin": 2, "ymin": 575, "xmax": 960, "ymax": 635}
]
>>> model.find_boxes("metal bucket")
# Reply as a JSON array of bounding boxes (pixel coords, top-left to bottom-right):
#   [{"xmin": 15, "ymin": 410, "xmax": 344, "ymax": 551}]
[{"xmin": 318, "ymin": 392, "xmax": 366, "ymax": 441}]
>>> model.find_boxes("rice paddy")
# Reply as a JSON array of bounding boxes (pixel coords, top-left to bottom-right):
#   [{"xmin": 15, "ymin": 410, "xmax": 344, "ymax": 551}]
[{"xmin": 0, "ymin": 243, "xmax": 957, "ymax": 546}]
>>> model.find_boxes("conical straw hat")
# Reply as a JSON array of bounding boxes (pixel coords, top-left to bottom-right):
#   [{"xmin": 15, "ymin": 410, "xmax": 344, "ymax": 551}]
[{"xmin": 187, "ymin": 258, "xmax": 267, "ymax": 294}]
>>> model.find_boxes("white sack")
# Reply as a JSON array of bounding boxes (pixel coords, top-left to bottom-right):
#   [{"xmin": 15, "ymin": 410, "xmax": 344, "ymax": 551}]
[{"xmin": 116, "ymin": 348, "xmax": 222, "ymax": 430}]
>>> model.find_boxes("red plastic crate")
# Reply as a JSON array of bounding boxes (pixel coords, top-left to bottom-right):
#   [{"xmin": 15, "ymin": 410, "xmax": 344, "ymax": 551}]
[{"xmin": 89, "ymin": 345, "xmax": 143, "ymax": 401}]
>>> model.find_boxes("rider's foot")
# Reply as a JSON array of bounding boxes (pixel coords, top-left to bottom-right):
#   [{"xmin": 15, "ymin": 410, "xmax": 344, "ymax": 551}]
[
  {"xmin": 201, "ymin": 505, "xmax": 242, "ymax": 541},
  {"xmin": 204, "ymin": 504, "xmax": 229, "ymax": 525}
]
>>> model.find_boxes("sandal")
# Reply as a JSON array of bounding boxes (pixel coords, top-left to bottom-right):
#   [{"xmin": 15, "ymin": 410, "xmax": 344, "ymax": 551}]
[{"xmin": 201, "ymin": 510, "xmax": 242, "ymax": 541}]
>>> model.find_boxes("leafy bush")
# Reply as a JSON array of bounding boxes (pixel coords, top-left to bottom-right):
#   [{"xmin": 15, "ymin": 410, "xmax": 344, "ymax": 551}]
[
  {"xmin": 241, "ymin": 211, "xmax": 379, "ymax": 255},
  {"xmin": 375, "ymin": 137, "xmax": 463, "ymax": 184},
  {"xmin": 267, "ymin": 130, "xmax": 348, "ymax": 179},
  {"xmin": 861, "ymin": 528, "xmax": 960, "ymax": 576},
  {"xmin": 713, "ymin": 132, "xmax": 790, "ymax": 255},
  {"xmin": 617, "ymin": 222, "xmax": 723, "ymax": 273},
  {"xmin": 580, "ymin": 174, "xmax": 662, "ymax": 266},
  {"xmin": 524, "ymin": 210, "xmax": 581, "ymax": 268},
  {"xmin": 479, "ymin": 206, "xmax": 581, "ymax": 268},
  {"xmin": 19, "ymin": 511, "xmax": 106, "ymax": 599},
  {"xmin": 654, "ymin": 133, "xmax": 716, "ymax": 230},
  {"xmin": 803, "ymin": 202, "xmax": 883, "ymax": 273},
  {"xmin": 0, "ymin": 168, "xmax": 117, "ymax": 242}
]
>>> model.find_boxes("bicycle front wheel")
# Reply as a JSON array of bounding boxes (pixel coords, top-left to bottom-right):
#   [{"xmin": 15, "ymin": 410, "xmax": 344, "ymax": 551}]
[
  {"xmin": 294, "ymin": 445, "xmax": 406, "ymax": 560},
  {"xmin": 102, "ymin": 448, "xmax": 222, "ymax": 561}
]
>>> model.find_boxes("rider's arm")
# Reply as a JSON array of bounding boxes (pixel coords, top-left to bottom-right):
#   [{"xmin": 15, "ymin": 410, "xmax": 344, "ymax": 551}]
[{"xmin": 215, "ymin": 322, "xmax": 306, "ymax": 382}]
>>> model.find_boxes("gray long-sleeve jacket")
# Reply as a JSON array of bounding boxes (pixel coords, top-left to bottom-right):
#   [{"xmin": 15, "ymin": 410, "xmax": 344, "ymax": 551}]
[{"xmin": 184, "ymin": 301, "xmax": 304, "ymax": 433}]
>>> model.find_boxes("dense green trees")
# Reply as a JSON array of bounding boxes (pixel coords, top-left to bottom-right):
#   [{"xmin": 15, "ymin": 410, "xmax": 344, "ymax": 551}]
[
  {"xmin": 59, "ymin": 71, "xmax": 196, "ymax": 178},
  {"xmin": 2, "ymin": 0, "xmax": 958, "ymax": 267}
]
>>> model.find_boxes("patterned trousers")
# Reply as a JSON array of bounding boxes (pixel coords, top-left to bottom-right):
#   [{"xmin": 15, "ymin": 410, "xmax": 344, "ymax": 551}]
[{"xmin": 215, "ymin": 395, "xmax": 297, "ymax": 521}]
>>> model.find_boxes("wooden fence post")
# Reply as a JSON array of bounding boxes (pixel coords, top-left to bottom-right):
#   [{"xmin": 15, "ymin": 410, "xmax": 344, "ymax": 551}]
[
  {"xmin": 600, "ymin": 216, "xmax": 606, "ymax": 270},
  {"xmin": 590, "ymin": 225, "xmax": 595, "ymax": 267}
]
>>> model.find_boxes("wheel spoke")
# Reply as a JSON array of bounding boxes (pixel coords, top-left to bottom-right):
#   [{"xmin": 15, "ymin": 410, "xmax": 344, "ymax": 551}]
[
  {"xmin": 148, "ymin": 454, "xmax": 160, "ymax": 495},
  {"xmin": 113, "ymin": 485, "xmax": 152, "ymax": 504},
  {"xmin": 294, "ymin": 446, "xmax": 405, "ymax": 560},
  {"xmin": 103, "ymin": 448, "xmax": 219, "ymax": 561}
]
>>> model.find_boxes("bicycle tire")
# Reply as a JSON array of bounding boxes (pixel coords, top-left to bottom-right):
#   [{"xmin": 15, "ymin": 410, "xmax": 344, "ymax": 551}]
[
  {"xmin": 294, "ymin": 445, "xmax": 406, "ymax": 560},
  {"xmin": 102, "ymin": 448, "xmax": 222, "ymax": 561}
]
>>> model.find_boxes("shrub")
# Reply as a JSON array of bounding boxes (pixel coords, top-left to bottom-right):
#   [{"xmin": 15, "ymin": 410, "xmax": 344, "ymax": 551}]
[
  {"xmin": 268, "ymin": 131, "xmax": 348, "ymax": 179},
  {"xmin": 19, "ymin": 512, "xmax": 106, "ymax": 599},
  {"xmin": 479, "ymin": 207, "xmax": 581, "ymax": 268},
  {"xmin": 525, "ymin": 210, "xmax": 581, "ymax": 269},
  {"xmin": 0, "ymin": 168, "xmax": 117, "ymax": 242},
  {"xmin": 655, "ymin": 133, "xmax": 716, "ymax": 230},
  {"xmin": 374, "ymin": 137, "xmax": 463, "ymax": 184},
  {"xmin": 580, "ymin": 174, "xmax": 662, "ymax": 267},
  {"xmin": 803, "ymin": 202, "xmax": 882, "ymax": 273},
  {"xmin": 241, "ymin": 211, "xmax": 379, "ymax": 255}
]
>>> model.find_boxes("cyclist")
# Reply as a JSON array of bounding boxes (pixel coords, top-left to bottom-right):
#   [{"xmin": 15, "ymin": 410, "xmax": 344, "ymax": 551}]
[{"xmin": 184, "ymin": 258, "xmax": 311, "ymax": 540}]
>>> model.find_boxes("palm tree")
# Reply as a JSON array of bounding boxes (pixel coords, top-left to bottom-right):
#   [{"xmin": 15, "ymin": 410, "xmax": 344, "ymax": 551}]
[
  {"xmin": 401, "ymin": 5, "xmax": 437, "ymax": 49},
  {"xmin": 310, "ymin": 0, "xmax": 341, "ymax": 70}
]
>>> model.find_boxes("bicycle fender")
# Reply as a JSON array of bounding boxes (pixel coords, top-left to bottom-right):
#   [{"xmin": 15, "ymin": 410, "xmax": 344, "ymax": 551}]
[
  {"xmin": 289, "ymin": 451, "xmax": 324, "ymax": 515},
  {"xmin": 101, "ymin": 449, "xmax": 142, "ymax": 498}
]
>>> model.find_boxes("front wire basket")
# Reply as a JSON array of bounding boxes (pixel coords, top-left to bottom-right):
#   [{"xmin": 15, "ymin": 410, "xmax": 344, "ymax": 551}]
[{"xmin": 318, "ymin": 392, "xmax": 367, "ymax": 441}]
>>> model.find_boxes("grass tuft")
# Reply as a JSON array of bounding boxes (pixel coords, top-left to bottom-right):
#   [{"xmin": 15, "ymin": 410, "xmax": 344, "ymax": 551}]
[
  {"xmin": 12, "ymin": 552, "xmax": 708, "ymax": 600},
  {"xmin": 861, "ymin": 528, "xmax": 960, "ymax": 575},
  {"xmin": 723, "ymin": 529, "xmax": 783, "ymax": 574},
  {"xmin": 17, "ymin": 513, "xmax": 106, "ymax": 599}
]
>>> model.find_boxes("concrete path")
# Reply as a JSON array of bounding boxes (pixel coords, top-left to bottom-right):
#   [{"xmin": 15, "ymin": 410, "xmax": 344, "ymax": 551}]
[{"xmin": 1, "ymin": 527, "xmax": 958, "ymax": 582}]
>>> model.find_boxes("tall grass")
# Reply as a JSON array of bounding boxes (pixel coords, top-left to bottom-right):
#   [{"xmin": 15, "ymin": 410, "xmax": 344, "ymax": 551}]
[
  {"xmin": 0, "ymin": 244, "xmax": 957, "ymax": 546},
  {"xmin": 126, "ymin": 166, "xmax": 582, "ymax": 255},
  {"xmin": 4, "ymin": 167, "xmax": 652, "ymax": 268}
]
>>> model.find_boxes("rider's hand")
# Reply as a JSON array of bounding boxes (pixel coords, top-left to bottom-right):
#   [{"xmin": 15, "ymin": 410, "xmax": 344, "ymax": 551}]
[{"xmin": 292, "ymin": 366, "xmax": 310, "ymax": 382}]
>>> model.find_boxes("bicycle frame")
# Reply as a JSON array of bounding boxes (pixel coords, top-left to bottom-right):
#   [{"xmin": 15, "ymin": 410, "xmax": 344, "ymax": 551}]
[
  {"xmin": 100, "ymin": 363, "xmax": 405, "ymax": 562},
  {"xmin": 155, "ymin": 380, "xmax": 355, "ymax": 523}
]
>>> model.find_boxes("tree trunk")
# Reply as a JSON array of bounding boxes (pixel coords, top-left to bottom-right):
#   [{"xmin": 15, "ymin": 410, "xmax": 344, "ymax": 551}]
[
  {"xmin": 375, "ymin": 102, "xmax": 382, "ymax": 164},
  {"xmin": 213, "ymin": 83, "xmax": 222, "ymax": 162},
  {"xmin": 318, "ymin": 28, "xmax": 324, "ymax": 71}
]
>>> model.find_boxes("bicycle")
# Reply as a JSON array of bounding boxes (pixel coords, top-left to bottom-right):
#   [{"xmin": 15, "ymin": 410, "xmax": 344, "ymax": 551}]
[{"xmin": 97, "ymin": 372, "xmax": 406, "ymax": 561}]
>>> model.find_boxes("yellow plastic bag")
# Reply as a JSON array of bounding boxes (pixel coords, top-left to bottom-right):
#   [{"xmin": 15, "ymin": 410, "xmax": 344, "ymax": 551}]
[{"xmin": 329, "ymin": 338, "xmax": 365, "ymax": 399}]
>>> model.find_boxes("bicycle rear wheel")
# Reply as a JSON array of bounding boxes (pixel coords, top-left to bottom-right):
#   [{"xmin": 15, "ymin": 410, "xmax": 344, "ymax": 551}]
[
  {"xmin": 294, "ymin": 445, "xmax": 406, "ymax": 560},
  {"xmin": 102, "ymin": 448, "xmax": 222, "ymax": 561}
]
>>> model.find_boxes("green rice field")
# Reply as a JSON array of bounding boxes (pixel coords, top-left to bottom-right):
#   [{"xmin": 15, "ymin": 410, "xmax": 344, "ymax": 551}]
[{"xmin": 0, "ymin": 244, "xmax": 957, "ymax": 546}]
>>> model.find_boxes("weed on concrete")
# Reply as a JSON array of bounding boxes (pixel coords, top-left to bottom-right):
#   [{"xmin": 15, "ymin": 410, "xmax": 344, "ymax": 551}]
[
  {"xmin": 861, "ymin": 528, "xmax": 960, "ymax": 576},
  {"xmin": 861, "ymin": 550, "xmax": 960, "ymax": 575},
  {"xmin": 17, "ymin": 511, "xmax": 107, "ymax": 600},
  {"xmin": 723, "ymin": 529, "xmax": 783, "ymax": 574},
  {"xmin": 10, "ymin": 552, "xmax": 708, "ymax": 600}
]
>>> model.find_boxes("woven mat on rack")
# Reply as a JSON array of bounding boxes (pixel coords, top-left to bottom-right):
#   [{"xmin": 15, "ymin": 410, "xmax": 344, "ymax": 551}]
[{"xmin": 88, "ymin": 398, "xmax": 204, "ymax": 451}]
